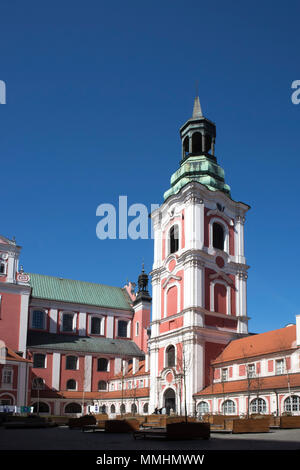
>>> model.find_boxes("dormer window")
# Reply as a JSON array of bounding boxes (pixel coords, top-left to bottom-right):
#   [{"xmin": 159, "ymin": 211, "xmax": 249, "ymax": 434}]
[{"xmin": 169, "ymin": 225, "xmax": 179, "ymax": 254}]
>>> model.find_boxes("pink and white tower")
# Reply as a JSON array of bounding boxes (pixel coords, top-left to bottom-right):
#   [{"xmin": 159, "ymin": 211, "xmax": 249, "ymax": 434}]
[{"xmin": 149, "ymin": 97, "xmax": 250, "ymax": 415}]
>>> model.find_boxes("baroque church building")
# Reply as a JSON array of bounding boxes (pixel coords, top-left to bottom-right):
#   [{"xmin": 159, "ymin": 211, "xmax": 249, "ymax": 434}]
[{"xmin": 0, "ymin": 98, "xmax": 300, "ymax": 417}]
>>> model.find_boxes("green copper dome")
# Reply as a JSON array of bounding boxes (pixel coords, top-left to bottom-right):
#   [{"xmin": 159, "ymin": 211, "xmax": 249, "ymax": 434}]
[
  {"xmin": 164, "ymin": 97, "xmax": 231, "ymax": 201},
  {"xmin": 164, "ymin": 154, "xmax": 231, "ymax": 200}
]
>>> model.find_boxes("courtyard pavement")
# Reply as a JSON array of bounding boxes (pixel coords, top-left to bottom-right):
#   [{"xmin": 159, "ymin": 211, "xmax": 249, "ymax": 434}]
[{"xmin": 0, "ymin": 425, "xmax": 299, "ymax": 451}]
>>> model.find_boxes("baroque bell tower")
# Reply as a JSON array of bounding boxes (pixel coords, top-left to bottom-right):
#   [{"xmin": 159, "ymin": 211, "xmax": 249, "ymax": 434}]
[{"xmin": 149, "ymin": 96, "xmax": 250, "ymax": 415}]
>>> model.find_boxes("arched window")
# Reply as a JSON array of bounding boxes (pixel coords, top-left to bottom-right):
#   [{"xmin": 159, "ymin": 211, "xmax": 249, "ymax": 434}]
[
  {"xmin": 131, "ymin": 403, "xmax": 137, "ymax": 415},
  {"xmin": 97, "ymin": 358, "xmax": 109, "ymax": 372},
  {"xmin": 143, "ymin": 403, "xmax": 149, "ymax": 414},
  {"xmin": 32, "ymin": 402, "xmax": 50, "ymax": 413},
  {"xmin": 110, "ymin": 404, "xmax": 116, "ymax": 414},
  {"xmin": 284, "ymin": 395, "xmax": 300, "ymax": 413},
  {"xmin": 183, "ymin": 136, "xmax": 189, "ymax": 157},
  {"xmin": 213, "ymin": 222, "xmax": 224, "ymax": 250},
  {"xmin": 32, "ymin": 310, "xmax": 46, "ymax": 330},
  {"xmin": 250, "ymin": 398, "xmax": 267, "ymax": 414},
  {"xmin": 192, "ymin": 132, "xmax": 202, "ymax": 154},
  {"xmin": 120, "ymin": 403, "xmax": 126, "ymax": 414},
  {"xmin": 65, "ymin": 402, "xmax": 82, "ymax": 414},
  {"xmin": 198, "ymin": 401, "xmax": 209, "ymax": 416},
  {"xmin": 91, "ymin": 317, "xmax": 102, "ymax": 335},
  {"xmin": 169, "ymin": 225, "xmax": 179, "ymax": 254},
  {"xmin": 66, "ymin": 356, "xmax": 78, "ymax": 370},
  {"xmin": 66, "ymin": 379, "xmax": 77, "ymax": 390},
  {"xmin": 98, "ymin": 380, "xmax": 107, "ymax": 391},
  {"xmin": 101, "ymin": 405, "xmax": 106, "ymax": 413},
  {"xmin": 222, "ymin": 399, "xmax": 236, "ymax": 415},
  {"xmin": 166, "ymin": 345, "xmax": 175, "ymax": 367},
  {"xmin": 205, "ymin": 134, "xmax": 212, "ymax": 154}
]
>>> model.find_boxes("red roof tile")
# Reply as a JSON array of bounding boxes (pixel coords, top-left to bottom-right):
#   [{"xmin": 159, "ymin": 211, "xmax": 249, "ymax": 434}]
[
  {"xmin": 3, "ymin": 346, "xmax": 32, "ymax": 363},
  {"xmin": 32, "ymin": 387, "xmax": 150, "ymax": 400},
  {"xmin": 212, "ymin": 325, "xmax": 297, "ymax": 365},
  {"xmin": 194, "ymin": 373, "xmax": 300, "ymax": 396},
  {"xmin": 111, "ymin": 360, "xmax": 149, "ymax": 380}
]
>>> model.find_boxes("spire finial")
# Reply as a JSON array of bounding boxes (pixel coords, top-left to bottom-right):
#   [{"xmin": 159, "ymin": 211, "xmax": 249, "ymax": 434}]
[{"xmin": 192, "ymin": 95, "xmax": 203, "ymax": 118}]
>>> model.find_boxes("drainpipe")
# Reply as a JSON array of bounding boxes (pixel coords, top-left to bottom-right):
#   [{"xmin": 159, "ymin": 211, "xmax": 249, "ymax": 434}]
[{"xmin": 274, "ymin": 390, "xmax": 279, "ymax": 416}]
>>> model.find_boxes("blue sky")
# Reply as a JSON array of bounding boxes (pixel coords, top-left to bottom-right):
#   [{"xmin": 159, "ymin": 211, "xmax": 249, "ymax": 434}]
[{"xmin": 1, "ymin": 0, "xmax": 300, "ymax": 333}]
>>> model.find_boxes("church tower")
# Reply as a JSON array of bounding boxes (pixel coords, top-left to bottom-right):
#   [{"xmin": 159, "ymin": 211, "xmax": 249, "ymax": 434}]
[{"xmin": 149, "ymin": 97, "xmax": 250, "ymax": 415}]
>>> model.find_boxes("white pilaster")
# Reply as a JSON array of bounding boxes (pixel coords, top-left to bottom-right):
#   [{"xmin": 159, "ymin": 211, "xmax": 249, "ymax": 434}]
[
  {"xmin": 84, "ymin": 355, "xmax": 92, "ymax": 392},
  {"xmin": 52, "ymin": 352, "xmax": 61, "ymax": 390},
  {"xmin": 78, "ymin": 312, "xmax": 86, "ymax": 336},
  {"xmin": 18, "ymin": 292, "xmax": 30, "ymax": 354},
  {"xmin": 17, "ymin": 362, "xmax": 27, "ymax": 406},
  {"xmin": 106, "ymin": 316, "xmax": 114, "ymax": 338},
  {"xmin": 49, "ymin": 309, "xmax": 58, "ymax": 333}
]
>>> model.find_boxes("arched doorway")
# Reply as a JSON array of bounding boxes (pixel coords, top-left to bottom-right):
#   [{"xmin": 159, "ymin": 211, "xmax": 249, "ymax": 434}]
[{"xmin": 164, "ymin": 388, "xmax": 176, "ymax": 414}]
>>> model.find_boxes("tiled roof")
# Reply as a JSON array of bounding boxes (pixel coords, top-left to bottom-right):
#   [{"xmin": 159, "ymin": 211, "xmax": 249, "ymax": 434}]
[
  {"xmin": 4, "ymin": 346, "xmax": 31, "ymax": 363},
  {"xmin": 32, "ymin": 387, "xmax": 150, "ymax": 400},
  {"xmin": 212, "ymin": 325, "xmax": 297, "ymax": 365},
  {"xmin": 29, "ymin": 273, "xmax": 132, "ymax": 311},
  {"xmin": 27, "ymin": 331, "xmax": 144, "ymax": 357},
  {"xmin": 194, "ymin": 372, "xmax": 300, "ymax": 396},
  {"xmin": 111, "ymin": 360, "xmax": 149, "ymax": 380}
]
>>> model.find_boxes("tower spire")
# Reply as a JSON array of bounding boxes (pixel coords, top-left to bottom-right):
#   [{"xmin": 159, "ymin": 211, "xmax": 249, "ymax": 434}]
[{"xmin": 192, "ymin": 95, "xmax": 203, "ymax": 118}]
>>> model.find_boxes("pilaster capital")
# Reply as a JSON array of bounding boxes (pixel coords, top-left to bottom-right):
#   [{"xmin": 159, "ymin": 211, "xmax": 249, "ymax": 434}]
[
  {"xmin": 237, "ymin": 271, "xmax": 248, "ymax": 280},
  {"xmin": 235, "ymin": 215, "xmax": 246, "ymax": 225}
]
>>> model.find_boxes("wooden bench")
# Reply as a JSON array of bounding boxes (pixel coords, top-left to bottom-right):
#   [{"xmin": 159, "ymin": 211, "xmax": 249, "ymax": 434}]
[
  {"xmin": 280, "ymin": 416, "xmax": 300, "ymax": 429},
  {"xmin": 105, "ymin": 419, "xmax": 140, "ymax": 433},
  {"xmin": 226, "ymin": 417, "xmax": 270, "ymax": 433},
  {"xmin": 134, "ymin": 422, "xmax": 210, "ymax": 441},
  {"xmin": 68, "ymin": 414, "xmax": 96, "ymax": 429}
]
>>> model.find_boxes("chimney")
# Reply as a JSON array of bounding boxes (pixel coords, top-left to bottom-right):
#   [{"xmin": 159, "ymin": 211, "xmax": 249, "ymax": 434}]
[
  {"xmin": 296, "ymin": 315, "xmax": 300, "ymax": 346},
  {"xmin": 132, "ymin": 357, "xmax": 139, "ymax": 375}
]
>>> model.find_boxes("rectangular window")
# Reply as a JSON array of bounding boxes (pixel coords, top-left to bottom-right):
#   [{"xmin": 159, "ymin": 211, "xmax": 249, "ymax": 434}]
[
  {"xmin": 276, "ymin": 359, "xmax": 285, "ymax": 375},
  {"xmin": 66, "ymin": 356, "xmax": 78, "ymax": 370},
  {"xmin": 221, "ymin": 368, "xmax": 228, "ymax": 381},
  {"xmin": 247, "ymin": 364, "xmax": 255, "ymax": 378},
  {"xmin": 62, "ymin": 313, "xmax": 74, "ymax": 332},
  {"xmin": 117, "ymin": 320, "xmax": 128, "ymax": 338},
  {"xmin": 33, "ymin": 353, "xmax": 46, "ymax": 368},
  {"xmin": 2, "ymin": 369, "xmax": 12, "ymax": 384},
  {"xmin": 32, "ymin": 310, "xmax": 45, "ymax": 330}
]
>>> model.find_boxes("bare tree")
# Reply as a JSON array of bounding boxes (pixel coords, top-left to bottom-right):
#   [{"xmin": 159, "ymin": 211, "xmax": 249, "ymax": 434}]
[{"xmin": 177, "ymin": 338, "xmax": 193, "ymax": 423}]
